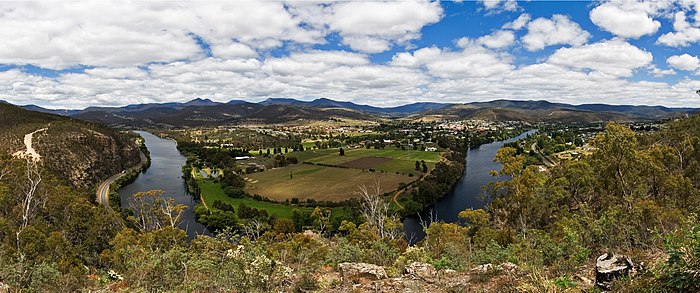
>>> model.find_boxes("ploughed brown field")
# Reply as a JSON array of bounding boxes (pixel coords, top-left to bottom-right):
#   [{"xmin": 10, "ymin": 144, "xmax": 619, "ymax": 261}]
[{"xmin": 338, "ymin": 157, "xmax": 392, "ymax": 169}]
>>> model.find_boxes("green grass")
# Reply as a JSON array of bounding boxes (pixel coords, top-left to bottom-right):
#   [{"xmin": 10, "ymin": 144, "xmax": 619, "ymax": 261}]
[
  {"xmin": 199, "ymin": 180, "xmax": 323, "ymax": 219},
  {"xmin": 296, "ymin": 147, "xmax": 441, "ymax": 175},
  {"xmin": 199, "ymin": 179, "xmax": 349, "ymax": 219},
  {"xmin": 244, "ymin": 163, "xmax": 412, "ymax": 202}
]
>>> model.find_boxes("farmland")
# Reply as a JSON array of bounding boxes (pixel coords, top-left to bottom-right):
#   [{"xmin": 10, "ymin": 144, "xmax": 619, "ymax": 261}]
[
  {"xmin": 244, "ymin": 163, "xmax": 412, "ymax": 202},
  {"xmin": 296, "ymin": 147, "xmax": 441, "ymax": 175},
  {"xmin": 198, "ymin": 179, "xmax": 348, "ymax": 219}
]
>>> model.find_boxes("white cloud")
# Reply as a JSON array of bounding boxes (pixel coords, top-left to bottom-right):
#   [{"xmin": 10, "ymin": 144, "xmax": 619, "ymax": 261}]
[
  {"xmin": 590, "ymin": 1, "xmax": 661, "ymax": 39},
  {"xmin": 477, "ymin": 30, "xmax": 516, "ymax": 49},
  {"xmin": 658, "ymin": 11, "xmax": 700, "ymax": 46},
  {"xmin": 667, "ymin": 54, "xmax": 700, "ymax": 71},
  {"xmin": 326, "ymin": 0, "xmax": 443, "ymax": 53},
  {"xmin": 547, "ymin": 39, "xmax": 653, "ymax": 77},
  {"xmin": 522, "ymin": 15, "xmax": 591, "ymax": 51},
  {"xmin": 503, "ymin": 13, "xmax": 531, "ymax": 30},
  {"xmin": 391, "ymin": 46, "xmax": 513, "ymax": 78},
  {"xmin": 0, "ymin": 1, "xmax": 443, "ymax": 68},
  {"xmin": 478, "ymin": 0, "xmax": 519, "ymax": 12},
  {"xmin": 648, "ymin": 66, "xmax": 677, "ymax": 77}
]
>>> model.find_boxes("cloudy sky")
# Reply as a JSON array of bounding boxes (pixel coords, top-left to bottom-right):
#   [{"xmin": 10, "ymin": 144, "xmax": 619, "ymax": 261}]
[{"xmin": 1, "ymin": 0, "xmax": 700, "ymax": 109}]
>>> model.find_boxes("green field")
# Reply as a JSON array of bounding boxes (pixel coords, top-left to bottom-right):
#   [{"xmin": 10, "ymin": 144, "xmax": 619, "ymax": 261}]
[
  {"xmin": 199, "ymin": 179, "xmax": 347, "ymax": 219},
  {"xmin": 244, "ymin": 163, "xmax": 413, "ymax": 202},
  {"xmin": 294, "ymin": 147, "xmax": 441, "ymax": 175}
]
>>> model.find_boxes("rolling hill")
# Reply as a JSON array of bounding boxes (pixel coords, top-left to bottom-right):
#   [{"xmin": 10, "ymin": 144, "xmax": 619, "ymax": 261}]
[{"xmin": 0, "ymin": 103, "xmax": 141, "ymax": 188}]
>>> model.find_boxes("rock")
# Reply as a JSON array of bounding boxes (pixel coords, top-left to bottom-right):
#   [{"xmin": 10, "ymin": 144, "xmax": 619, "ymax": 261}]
[
  {"xmin": 500, "ymin": 262, "xmax": 518, "ymax": 273},
  {"xmin": 471, "ymin": 263, "xmax": 493, "ymax": 273},
  {"xmin": 339, "ymin": 262, "xmax": 388, "ymax": 282},
  {"xmin": 405, "ymin": 262, "xmax": 437, "ymax": 281},
  {"xmin": 595, "ymin": 252, "xmax": 636, "ymax": 291}
]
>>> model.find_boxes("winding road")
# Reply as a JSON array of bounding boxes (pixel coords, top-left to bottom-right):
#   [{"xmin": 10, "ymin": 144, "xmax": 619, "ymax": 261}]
[{"xmin": 96, "ymin": 152, "xmax": 147, "ymax": 211}]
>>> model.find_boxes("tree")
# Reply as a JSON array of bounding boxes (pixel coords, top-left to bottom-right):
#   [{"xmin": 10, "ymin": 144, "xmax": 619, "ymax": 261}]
[
  {"xmin": 311, "ymin": 207, "xmax": 332, "ymax": 236},
  {"xmin": 356, "ymin": 182, "xmax": 403, "ymax": 240},
  {"xmin": 127, "ymin": 190, "xmax": 187, "ymax": 232},
  {"xmin": 339, "ymin": 147, "xmax": 345, "ymax": 156}
]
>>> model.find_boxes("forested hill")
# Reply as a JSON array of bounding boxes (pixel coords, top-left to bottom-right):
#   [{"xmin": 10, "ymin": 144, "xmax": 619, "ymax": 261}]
[{"xmin": 0, "ymin": 103, "xmax": 141, "ymax": 188}]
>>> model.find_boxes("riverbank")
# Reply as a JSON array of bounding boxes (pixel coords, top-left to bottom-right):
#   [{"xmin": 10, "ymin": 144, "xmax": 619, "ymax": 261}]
[{"xmin": 403, "ymin": 130, "xmax": 534, "ymax": 241}]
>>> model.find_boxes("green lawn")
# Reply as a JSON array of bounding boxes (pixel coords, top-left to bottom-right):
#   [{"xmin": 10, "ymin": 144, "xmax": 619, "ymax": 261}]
[{"xmin": 199, "ymin": 179, "xmax": 347, "ymax": 219}]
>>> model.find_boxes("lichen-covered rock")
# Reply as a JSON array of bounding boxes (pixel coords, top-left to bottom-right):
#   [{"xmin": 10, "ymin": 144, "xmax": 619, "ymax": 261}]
[
  {"xmin": 405, "ymin": 262, "xmax": 437, "ymax": 282},
  {"xmin": 595, "ymin": 252, "xmax": 636, "ymax": 291},
  {"xmin": 339, "ymin": 262, "xmax": 388, "ymax": 282}
]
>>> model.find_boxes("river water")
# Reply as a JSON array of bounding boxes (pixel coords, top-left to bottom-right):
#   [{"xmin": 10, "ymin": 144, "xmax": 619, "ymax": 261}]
[
  {"xmin": 403, "ymin": 131, "xmax": 534, "ymax": 242},
  {"xmin": 118, "ymin": 131, "xmax": 210, "ymax": 239}
]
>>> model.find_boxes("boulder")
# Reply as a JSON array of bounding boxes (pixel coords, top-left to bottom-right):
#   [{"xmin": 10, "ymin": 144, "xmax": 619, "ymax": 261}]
[
  {"xmin": 595, "ymin": 252, "xmax": 636, "ymax": 291},
  {"xmin": 405, "ymin": 262, "xmax": 437, "ymax": 281},
  {"xmin": 339, "ymin": 262, "xmax": 388, "ymax": 282}
]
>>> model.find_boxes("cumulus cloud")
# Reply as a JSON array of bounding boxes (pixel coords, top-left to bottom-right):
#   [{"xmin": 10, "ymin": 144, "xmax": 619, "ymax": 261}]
[
  {"xmin": 503, "ymin": 13, "xmax": 531, "ymax": 30},
  {"xmin": 667, "ymin": 54, "xmax": 700, "ymax": 71},
  {"xmin": 326, "ymin": 1, "xmax": 443, "ymax": 53},
  {"xmin": 658, "ymin": 11, "xmax": 700, "ymax": 46},
  {"xmin": 2, "ymin": 1, "xmax": 700, "ymax": 109},
  {"xmin": 0, "ymin": 1, "xmax": 443, "ymax": 68},
  {"xmin": 478, "ymin": 0, "xmax": 519, "ymax": 12},
  {"xmin": 522, "ymin": 15, "xmax": 591, "ymax": 51},
  {"xmin": 590, "ymin": 1, "xmax": 662, "ymax": 39},
  {"xmin": 477, "ymin": 30, "xmax": 516, "ymax": 49},
  {"xmin": 547, "ymin": 39, "xmax": 653, "ymax": 77},
  {"xmin": 648, "ymin": 66, "xmax": 677, "ymax": 77}
]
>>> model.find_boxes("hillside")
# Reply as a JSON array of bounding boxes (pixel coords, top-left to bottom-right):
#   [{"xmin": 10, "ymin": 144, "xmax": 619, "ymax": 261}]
[
  {"xmin": 419, "ymin": 99, "xmax": 696, "ymax": 122},
  {"xmin": 72, "ymin": 102, "xmax": 376, "ymax": 127},
  {"xmin": 0, "ymin": 103, "xmax": 141, "ymax": 187}
]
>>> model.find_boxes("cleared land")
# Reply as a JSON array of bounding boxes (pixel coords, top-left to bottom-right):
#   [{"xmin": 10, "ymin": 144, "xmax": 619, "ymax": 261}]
[
  {"xmin": 298, "ymin": 147, "xmax": 441, "ymax": 175},
  {"xmin": 244, "ymin": 163, "xmax": 412, "ymax": 202},
  {"xmin": 199, "ymin": 180, "xmax": 347, "ymax": 219}
]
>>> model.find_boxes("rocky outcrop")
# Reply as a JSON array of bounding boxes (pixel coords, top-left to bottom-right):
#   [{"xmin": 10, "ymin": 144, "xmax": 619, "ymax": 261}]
[
  {"xmin": 595, "ymin": 252, "xmax": 638, "ymax": 291},
  {"xmin": 405, "ymin": 262, "xmax": 437, "ymax": 282},
  {"xmin": 339, "ymin": 262, "xmax": 387, "ymax": 282}
]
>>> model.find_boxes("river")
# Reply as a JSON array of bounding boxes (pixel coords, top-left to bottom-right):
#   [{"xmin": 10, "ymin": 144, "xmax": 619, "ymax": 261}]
[
  {"xmin": 118, "ymin": 131, "xmax": 210, "ymax": 239},
  {"xmin": 403, "ymin": 130, "xmax": 534, "ymax": 242}
]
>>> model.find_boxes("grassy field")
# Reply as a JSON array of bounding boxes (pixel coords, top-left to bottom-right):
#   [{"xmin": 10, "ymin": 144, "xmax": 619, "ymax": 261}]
[
  {"xmin": 199, "ymin": 179, "xmax": 348, "ymax": 219},
  {"xmin": 295, "ymin": 147, "xmax": 441, "ymax": 175},
  {"xmin": 244, "ymin": 163, "xmax": 413, "ymax": 202}
]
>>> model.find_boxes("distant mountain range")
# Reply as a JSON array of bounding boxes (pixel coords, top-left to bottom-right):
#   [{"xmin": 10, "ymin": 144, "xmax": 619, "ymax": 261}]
[{"xmin": 4, "ymin": 97, "xmax": 698, "ymax": 127}]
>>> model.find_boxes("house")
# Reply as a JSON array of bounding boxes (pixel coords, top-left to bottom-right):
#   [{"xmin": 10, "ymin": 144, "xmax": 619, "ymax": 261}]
[
  {"xmin": 235, "ymin": 156, "xmax": 251, "ymax": 160},
  {"xmin": 425, "ymin": 147, "xmax": 437, "ymax": 152}
]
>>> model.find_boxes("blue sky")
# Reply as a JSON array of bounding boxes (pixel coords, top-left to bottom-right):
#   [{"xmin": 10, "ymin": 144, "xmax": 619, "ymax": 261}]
[{"xmin": 1, "ymin": 1, "xmax": 699, "ymax": 109}]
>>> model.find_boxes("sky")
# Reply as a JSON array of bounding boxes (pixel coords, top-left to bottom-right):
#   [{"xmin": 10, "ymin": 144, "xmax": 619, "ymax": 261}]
[{"xmin": 1, "ymin": 0, "xmax": 700, "ymax": 109}]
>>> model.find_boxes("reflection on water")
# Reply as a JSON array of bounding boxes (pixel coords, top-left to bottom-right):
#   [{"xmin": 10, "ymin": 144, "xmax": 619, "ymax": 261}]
[{"xmin": 118, "ymin": 131, "xmax": 210, "ymax": 239}]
